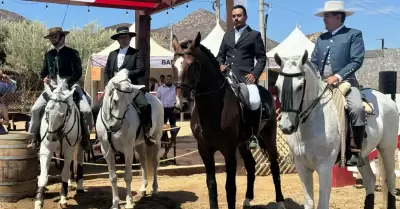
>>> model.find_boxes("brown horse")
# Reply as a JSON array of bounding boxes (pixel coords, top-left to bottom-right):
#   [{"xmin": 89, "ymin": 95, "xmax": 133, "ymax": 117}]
[{"xmin": 171, "ymin": 32, "xmax": 285, "ymax": 209}]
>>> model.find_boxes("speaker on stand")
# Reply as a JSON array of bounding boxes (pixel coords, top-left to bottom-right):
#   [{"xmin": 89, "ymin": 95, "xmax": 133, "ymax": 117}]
[{"xmin": 379, "ymin": 71, "xmax": 397, "ymax": 101}]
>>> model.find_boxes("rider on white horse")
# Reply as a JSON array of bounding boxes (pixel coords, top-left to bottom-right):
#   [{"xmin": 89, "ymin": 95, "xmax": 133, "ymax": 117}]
[
  {"xmin": 27, "ymin": 27, "xmax": 93, "ymax": 150},
  {"xmin": 311, "ymin": 1, "xmax": 365, "ymax": 166},
  {"xmin": 91, "ymin": 26, "xmax": 156, "ymax": 145}
]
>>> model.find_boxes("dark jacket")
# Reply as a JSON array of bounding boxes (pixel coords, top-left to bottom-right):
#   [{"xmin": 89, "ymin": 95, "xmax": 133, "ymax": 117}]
[
  {"xmin": 104, "ymin": 46, "xmax": 145, "ymax": 86},
  {"xmin": 216, "ymin": 26, "xmax": 266, "ymax": 83},
  {"xmin": 40, "ymin": 46, "xmax": 82, "ymax": 87},
  {"xmin": 311, "ymin": 26, "xmax": 365, "ymax": 86}
]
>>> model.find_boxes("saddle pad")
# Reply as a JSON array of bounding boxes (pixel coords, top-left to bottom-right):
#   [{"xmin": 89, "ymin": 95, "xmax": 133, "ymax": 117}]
[{"xmin": 238, "ymin": 83, "xmax": 250, "ymax": 108}]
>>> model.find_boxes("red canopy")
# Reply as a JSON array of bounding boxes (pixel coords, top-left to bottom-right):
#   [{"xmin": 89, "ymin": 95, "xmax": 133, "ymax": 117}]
[{"xmin": 25, "ymin": 0, "xmax": 190, "ymax": 14}]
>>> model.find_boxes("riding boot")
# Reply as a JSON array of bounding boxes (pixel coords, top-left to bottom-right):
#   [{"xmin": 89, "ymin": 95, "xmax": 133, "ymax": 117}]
[
  {"xmin": 141, "ymin": 104, "xmax": 156, "ymax": 146},
  {"xmin": 346, "ymin": 125, "xmax": 365, "ymax": 167},
  {"xmin": 248, "ymin": 107, "xmax": 261, "ymax": 150},
  {"xmin": 80, "ymin": 114, "xmax": 91, "ymax": 151}
]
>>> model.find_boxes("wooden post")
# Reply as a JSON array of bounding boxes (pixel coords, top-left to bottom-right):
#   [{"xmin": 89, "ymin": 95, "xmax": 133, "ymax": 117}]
[
  {"xmin": 135, "ymin": 10, "xmax": 151, "ymax": 92},
  {"xmin": 225, "ymin": 0, "xmax": 234, "ymax": 30}
]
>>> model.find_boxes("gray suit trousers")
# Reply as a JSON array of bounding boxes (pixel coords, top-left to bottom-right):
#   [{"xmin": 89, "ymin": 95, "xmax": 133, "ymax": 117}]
[
  {"xmin": 28, "ymin": 86, "xmax": 94, "ymax": 137},
  {"xmin": 345, "ymin": 79, "xmax": 366, "ymax": 127}
]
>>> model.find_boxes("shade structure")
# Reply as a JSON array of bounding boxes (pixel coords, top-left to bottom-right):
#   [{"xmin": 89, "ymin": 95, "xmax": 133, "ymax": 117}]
[
  {"xmin": 24, "ymin": 0, "xmax": 191, "ymax": 14},
  {"xmin": 267, "ymin": 25, "xmax": 316, "ymax": 69}
]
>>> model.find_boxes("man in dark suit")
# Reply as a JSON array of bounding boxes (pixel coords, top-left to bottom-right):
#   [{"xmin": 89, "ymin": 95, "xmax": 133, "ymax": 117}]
[
  {"xmin": 27, "ymin": 27, "xmax": 93, "ymax": 150},
  {"xmin": 92, "ymin": 26, "xmax": 155, "ymax": 145},
  {"xmin": 217, "ymin": 5, "xmax": 267, "ymax": 150},
  {"xmin": 312, "ymin": 1, "xmax": 365, "ymax": 166}
]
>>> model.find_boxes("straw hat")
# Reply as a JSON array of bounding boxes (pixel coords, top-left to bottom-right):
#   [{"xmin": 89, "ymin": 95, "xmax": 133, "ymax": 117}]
[
  {"xmin": 111, "ymin": 26, "xmax": 136, "ymax": 40},
  {"xmin": 44, "ymin": 27, "xmax": 70, "ymax": 39},
  {"xmin": 315, "ymin": 1, "xmax": 354, "ymax": 17}
]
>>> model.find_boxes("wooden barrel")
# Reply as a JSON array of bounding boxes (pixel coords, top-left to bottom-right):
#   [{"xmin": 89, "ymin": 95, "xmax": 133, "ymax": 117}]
[{"xmin": 0, "ymin": 132, "xmax": 38, "ymax": 202}]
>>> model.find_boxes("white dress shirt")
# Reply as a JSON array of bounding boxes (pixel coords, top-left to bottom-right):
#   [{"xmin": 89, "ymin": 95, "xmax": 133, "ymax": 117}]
[
  {"xmin": 117, "ymin": 46, "xmax": 129, "ymax": 68},
  {"xmin": 235, "ymin": 25, "xmax": 248, "ymax": 44}
]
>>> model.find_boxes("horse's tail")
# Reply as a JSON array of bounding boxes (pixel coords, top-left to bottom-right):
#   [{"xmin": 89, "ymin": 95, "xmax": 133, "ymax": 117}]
[
  {"xmin": 72, "ymin": 143, "xmax": 79, "ymax": 179},
  {"xmin": 378, "ymin": 152, "xmax": 388, "ymax": 208},
  {"xmin": 145, "ymin": 142, "xmax": 158, "ymax": 178}
]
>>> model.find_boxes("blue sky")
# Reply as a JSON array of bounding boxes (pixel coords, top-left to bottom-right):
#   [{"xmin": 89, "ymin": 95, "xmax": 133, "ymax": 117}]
[{"xmin": 1, "ymin": 0, "xmax": 399, "ymax": 50}]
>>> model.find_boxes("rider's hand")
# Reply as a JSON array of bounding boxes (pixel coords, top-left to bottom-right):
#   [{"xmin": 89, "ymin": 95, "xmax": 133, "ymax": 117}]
[
  {"xmin": 220, "ymin": 65, "xmax": 227, "ymax": 72},
  {"xmin": 43, "ymin": 77, "xmax": 50, "ymax": 84},
  {"xmin": 245, "ymin": 74, "xmax": 256, "ymax": 84},
  {"xmin": 326, "ymin": 75, "xmax": 338, "ymax": 85}
]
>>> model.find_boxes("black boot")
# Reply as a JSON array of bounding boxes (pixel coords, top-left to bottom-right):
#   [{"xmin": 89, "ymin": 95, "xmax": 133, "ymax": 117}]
[
  {"xmin": 346, "ymin": 125, "xmax": 365, "ymax": 167},
  {"xmin": 80, "ymin": 114, "xmax": 91, "ymax": 151},
  {"xmin": 247, "ymin": 107, "xmax": 261, "ymax": 150},
  {"xmin": 141, "ymin": 104, "xmax": 156, "ymax": 146}
]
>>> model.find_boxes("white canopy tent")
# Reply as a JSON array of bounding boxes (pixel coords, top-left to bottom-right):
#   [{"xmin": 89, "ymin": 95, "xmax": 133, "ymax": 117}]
[
  {"xmin": 267, "ymin": 25, "xmax": 316, "ymax": 69},
  {"xmin": 84, "ymin": 22, "xmax": 173, "ymax": 100},
  {"xmin": 201, "ymin": 23, "xmax": 225, "ymax": 57}
]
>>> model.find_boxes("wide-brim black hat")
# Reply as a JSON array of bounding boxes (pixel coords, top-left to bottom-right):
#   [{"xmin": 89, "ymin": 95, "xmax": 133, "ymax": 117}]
[
  {"xmin": 111, "ymin": 26, "xmax": 136, "ymax": 40},
  {"xmin": 44, "ymin": 27, "xmax": 70, "ymax": 39}
]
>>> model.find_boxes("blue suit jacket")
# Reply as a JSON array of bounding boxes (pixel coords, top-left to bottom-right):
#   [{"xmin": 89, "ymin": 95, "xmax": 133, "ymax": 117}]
[{"xmin": 311, "ymin": 26, "xmax": 365, "ymax": 87}]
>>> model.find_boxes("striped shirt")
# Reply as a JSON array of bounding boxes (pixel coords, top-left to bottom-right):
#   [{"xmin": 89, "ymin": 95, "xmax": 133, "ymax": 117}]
[{"xmin": 156, "ymin": 84, "xmax": 176, "ymax": 108}]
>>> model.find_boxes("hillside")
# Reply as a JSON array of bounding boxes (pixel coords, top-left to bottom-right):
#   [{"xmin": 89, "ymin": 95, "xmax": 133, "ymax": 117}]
[{"xmin": 0, "ymin": 9, "xmax": 27, "ymax": 21}]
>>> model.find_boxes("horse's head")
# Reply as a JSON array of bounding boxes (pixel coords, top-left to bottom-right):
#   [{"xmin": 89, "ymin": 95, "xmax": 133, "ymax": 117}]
[
  {"xmin": 171, "ymin": 33, "xmax": 203, "ymax": 112},
  {"xmin": 274, "ymin": 50, "xmax": 310, "ymax": 134},
  {"xmin": 103, "ymin": 69, "xmax": 136, "ymax": 132},
  {"xmin": 43, "ymin": 81, "xmax": 75, "ymax": 141}
]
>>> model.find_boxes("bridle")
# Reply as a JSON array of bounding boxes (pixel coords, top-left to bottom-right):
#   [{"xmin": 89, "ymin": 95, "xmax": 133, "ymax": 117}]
[
  {"xmin": 44, "ymin": 93, "xmax": 79, "ymax": 147},
  {"xmin": 279, "ymin": 70, "xmax": 331, "ymax": 124},
  {"xmin": 100, "ymin": 81, "xmax": 135, "ymax": 132},
  {"xmin": 173, "ymin": 51, "xmax": 227, "ymax": 98}
]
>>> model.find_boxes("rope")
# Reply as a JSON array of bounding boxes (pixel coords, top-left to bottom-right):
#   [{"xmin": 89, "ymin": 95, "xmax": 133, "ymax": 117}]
[{"xmin": 47, "ymin": 150, "xmax": 199, "ymax": 167}]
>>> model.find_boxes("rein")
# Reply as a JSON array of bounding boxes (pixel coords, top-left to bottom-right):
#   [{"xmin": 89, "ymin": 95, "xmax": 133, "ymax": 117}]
[{"xmin": 279, "ymin": 71, "xmax": 332, "ymax": 124}]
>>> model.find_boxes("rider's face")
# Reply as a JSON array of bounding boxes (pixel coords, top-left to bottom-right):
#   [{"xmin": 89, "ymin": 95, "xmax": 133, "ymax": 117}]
[
  {"xmin": 232, "ymin": 8, "xmax": 247, "ymax": 29},
  {"xmin": 48, "ymin": 33, "xmax": 63, "ymax": 46},
  {"xmin": 117, "ymin": 34, "xmax": 132, "ymax": 48}
]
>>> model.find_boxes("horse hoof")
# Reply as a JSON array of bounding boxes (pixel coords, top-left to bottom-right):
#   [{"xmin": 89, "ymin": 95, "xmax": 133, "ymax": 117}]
[
  {"xmin": 139, "ymin": 191, "xmax": 146, "ymax": 197},
  {"xmin": 125, "ymin": 203, "xmax": 134, "ymax": 209},
  {"xmin": 243, "ymin": 198, "xmax": 251, "ymax": 207},
  {"xmin": 276, "ymin": 201, "xmax": 286, "ymax": 209},
  {"xmin": 76, "ymin": 189, "xmax": 84, "ymax": 195},
  {"xmin": 34, "ymin": 201, "xmax": 43, "ymax": 209}
]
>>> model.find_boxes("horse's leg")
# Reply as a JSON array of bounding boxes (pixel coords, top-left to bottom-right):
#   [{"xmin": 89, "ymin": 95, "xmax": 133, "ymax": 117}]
[
  {"xmin": 357, "ymin": 156, "xmax": 376, "ymax": 209},
  {"xmin": 75, "ymin": 146, "xmax": 85, "ymax": 195},
  {"xmin": 150, "ymin": 140, "xmax": 160, "ymax": 194},
  {"xmin": 123, "ymin": 146, "xmax": 134, "ymax": 209},
  {"xmin": 198, "ymin": 146, "xmax": 218, "ymax": 209},
  {"xmin": 377, "ymin": 145, "xmax": 397, "ymax": 209},
  {"xmin": 262, "ymin": 125, "xmax": 285, "ymax": 208},
  {"xmin": 59, "ymin": 146, "xmax": 74, "ymax": 208},
  {"xmin": 224, "ymin": 152, "xmax": 237, "ymax": 209},
  {"xmin": 101, "ymin": 142, "xmax": 119, "ymax": 209},
  {"xmin": 316, "ymin": 161, "xmax": 334, "ymax": 209},
  {"xmin": 294, "ymin": 158, "xmax": 315, "ymax": 209},
  {"xmin": 136, "ymin": 143, "xmax": 148, "ymax": 196},
  {"xmin": 34, "ymin": 141, "xmax": 56, "ymax": 209},
  {"xmin": 238, "ymin": 144, "xmax": 255, "ymax": 207}
]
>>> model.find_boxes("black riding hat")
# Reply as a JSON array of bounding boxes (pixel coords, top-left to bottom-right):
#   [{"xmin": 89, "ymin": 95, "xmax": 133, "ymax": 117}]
[{"xmin": 111, "ymin": 26, "xmax": 136, "ymax": 40}]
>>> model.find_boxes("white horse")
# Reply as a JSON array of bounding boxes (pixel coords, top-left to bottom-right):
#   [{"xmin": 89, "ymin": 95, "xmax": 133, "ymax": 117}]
[
  {"xmin": 34, "ymin": 80, "xmax": 85, "ymax": 209},
  {"xmin": 96, "ymin": 68, "xmax": 164, "ymax": 209},
  {"xmin": 274, "ymin": 50, "xmax": 398, "ymax": 209}
]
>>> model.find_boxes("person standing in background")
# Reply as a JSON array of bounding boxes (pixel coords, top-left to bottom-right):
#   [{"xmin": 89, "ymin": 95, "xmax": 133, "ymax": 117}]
[{"xmin": 156, "ymin": 75, "xmax": 176, "ymax": 127}]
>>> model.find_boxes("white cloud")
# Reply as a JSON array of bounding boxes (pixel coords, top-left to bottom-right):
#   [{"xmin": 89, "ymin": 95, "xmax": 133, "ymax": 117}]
[{"xmin": 364, "ymin": 6, "xmax": 400, "ymax": 15}]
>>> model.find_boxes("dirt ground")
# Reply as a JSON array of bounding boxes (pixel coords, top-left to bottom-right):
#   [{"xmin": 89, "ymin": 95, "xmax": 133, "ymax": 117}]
[{"xmin": 2, "ymin": 172, "xmax": 400, "ymax": 209}]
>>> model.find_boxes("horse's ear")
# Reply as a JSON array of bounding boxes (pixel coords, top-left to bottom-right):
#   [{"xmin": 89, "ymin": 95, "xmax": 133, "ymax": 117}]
[
  {"xmin": 112, "ymin": 80, "xmax": 121, "ymax": 89},
  {"xmin": 63, "ymin": 87, "xmax": 76, "ymax": 101},
  {"xmin": 194, "ymin": 32, "xmax": 201, "ymax": 48},
  {"xmin": 172, "ymin": 35, "xmax": 180, "ymax": 52},
  {"xmin": 44, "ymin": 83, "xmax": 52, "ymax": 97},
  {"xmin": 274, "ymin": 53, "xmax": 283, "ymax": 67},
  {"xmin": 301, "ymin": 50, "xmax": 308, "ymax": 66}
]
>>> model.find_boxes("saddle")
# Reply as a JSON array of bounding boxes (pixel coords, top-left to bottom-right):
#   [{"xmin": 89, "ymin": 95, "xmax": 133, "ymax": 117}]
[
  {"xmin": 225, "ymin": 71, "xmax": 272, "ymax": 123},
  {"xmin": 332, "ymin": 81, "xmax": 374, "ymax": 167}
]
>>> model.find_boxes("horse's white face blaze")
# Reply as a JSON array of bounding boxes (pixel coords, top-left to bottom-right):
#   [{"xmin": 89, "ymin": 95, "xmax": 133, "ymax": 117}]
[
  {"xmin": 172, "ymin": 56, "xmax": 187, "ymax": 111},
  {"xmin": 275, "ymin": 56, "xmax": 306, "ymax": 134}
]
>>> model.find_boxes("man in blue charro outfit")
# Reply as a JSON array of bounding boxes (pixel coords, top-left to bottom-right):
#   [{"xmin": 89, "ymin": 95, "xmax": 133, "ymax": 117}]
[{"xmin": 312, "ymin": 1, "xmax": 366, "ymax": 166}]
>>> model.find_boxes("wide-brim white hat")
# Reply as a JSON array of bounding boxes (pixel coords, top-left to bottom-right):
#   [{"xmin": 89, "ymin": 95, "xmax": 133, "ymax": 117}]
[{"xmin": 315, "ymin": 1, "xmax": 354, "ymax": 17}]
